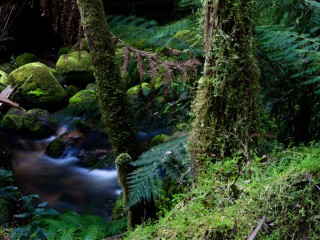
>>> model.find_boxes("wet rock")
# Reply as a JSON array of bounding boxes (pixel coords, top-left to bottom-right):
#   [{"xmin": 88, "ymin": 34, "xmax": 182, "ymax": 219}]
[
  {"xmin": 78, "ymin": 148, "xmax": 111, "ymax": 167},
  {"xmin": 46, "ymin": 130, "xmax": 85, "ymax": 158}
]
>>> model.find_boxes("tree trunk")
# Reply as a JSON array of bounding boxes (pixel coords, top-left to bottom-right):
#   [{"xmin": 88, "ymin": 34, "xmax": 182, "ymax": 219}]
[
  {"xmin": 76, "ymin": 0, "xmax": 156, "ymax": 227},
  {"xmin": 189, "ymin": 0, "xmax": 261, "ymax": 176},
  {"xmin": 76, "ymin": 0, "xmax": 140, "ymax": 159}
]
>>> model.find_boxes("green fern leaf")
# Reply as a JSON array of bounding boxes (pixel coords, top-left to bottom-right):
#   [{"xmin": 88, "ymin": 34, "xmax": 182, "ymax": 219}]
[{"xmin": 128, "ymin": 133, "xmax": 190, "ymax": 206}]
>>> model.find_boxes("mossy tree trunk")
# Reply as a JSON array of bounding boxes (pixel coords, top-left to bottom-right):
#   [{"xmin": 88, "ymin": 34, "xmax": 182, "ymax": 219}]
[
  {"xmin": 76, "ymin": 0, "xmax": 139, "ymax": 159},
  {"xmin": 189, "ymin": 0, "xmax": 261, "ymax": 176},
  {"xmin": 76, "ymin": 0, "xmax": 156, "ymax": 227}
]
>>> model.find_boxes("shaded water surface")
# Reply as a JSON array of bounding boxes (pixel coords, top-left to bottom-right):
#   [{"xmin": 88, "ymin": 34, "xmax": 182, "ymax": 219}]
[{"xmin": 5, "ymin": 128, "xmax": 120, "ymax": 220}]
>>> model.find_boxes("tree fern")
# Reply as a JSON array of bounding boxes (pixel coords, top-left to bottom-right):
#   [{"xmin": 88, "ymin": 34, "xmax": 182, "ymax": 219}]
[{"xmin": 128, "ymin": 132, "xmax": 190, "ymax": 207}]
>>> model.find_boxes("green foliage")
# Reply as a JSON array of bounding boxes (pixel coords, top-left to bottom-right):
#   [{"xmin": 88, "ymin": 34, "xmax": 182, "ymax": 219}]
[
  {"xmin": 107, "ymin": 15, "xmax": 159, "ymax": 49},
  {"xmin": 0, "ymin": 169, "xmax": 17, "ymax": 224},
  {"xmin": 10, "ymin": 196, "xmax": 60, "ymax": 240},
  {"xmin": 257, "ymin": 0, "xmax": 320, "ymax": 143},
  {"xmin": 124, "ymin": 143, "xmax": 320, "ymax": 239},
  {"xmin": 257, "ymin": 24, "xmax": 320, "ymax": 86},
  {"xmin": 258, "ymin": 0, "xmax": 320, "ymax": 33},
  {"xmin": 40, "ymin": 211, "xmax": 127, "ymax": 240},
  {"xmin": 128, "ymin": 133, "xmax": 190, "ymax": 207},
  {"xmin": 40, "ymin": 212, "xmax": 107, "ymax": 240}
]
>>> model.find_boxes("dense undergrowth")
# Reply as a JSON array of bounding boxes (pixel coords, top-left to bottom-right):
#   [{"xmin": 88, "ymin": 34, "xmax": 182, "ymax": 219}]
[{"xmin": 124, "ymin": 142, "xmax": 320, "ymax": 239}]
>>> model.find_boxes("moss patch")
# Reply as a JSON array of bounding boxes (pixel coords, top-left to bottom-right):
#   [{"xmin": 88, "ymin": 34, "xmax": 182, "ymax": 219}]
[
  {"xmin": 69, "ymin": 89, "xmax": 97, "ymax": 106},
  {"xmin": 0, "ymin": 70, "xmax": 10, "ymax": 91},
  {"xmin": 124, "ymin": 144, "xmax": 320, "ymax": 239}
]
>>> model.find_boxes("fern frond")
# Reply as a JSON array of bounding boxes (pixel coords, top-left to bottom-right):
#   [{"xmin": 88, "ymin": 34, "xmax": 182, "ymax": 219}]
[
  {"xmin": 257, "ymin": 23, "xmax": 320, "ymax": 84},
  {"xmin": 150, "ymin": 18, "xmax": 192, "ymax": 42},
  {"xmin": 258, "ymin": 0, "xmax": 320, "ymax": 33},
  {"xmin": 121, "ymin": 46, "xmax": 131, "ymax": 77},
  {"xmin": 105, "ymin": 217, "xmax": 127, "ymax": 236},
  {"xmin": 128, "ymin": 133, "xmax": 190, "ymax": 207},
  {"xmin": 302, "ymin": 76, "xmax": 320, "ymax": 85},
  {"xmin": 135, "ymin": 52, "xmax": 146, "ymax": 81},
  {"xmin": 42, "ymin": 212, "xmax": 108, "ymax": 240}
]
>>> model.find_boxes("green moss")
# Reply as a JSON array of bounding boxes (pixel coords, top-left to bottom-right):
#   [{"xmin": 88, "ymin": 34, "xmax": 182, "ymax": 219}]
[
  {"xmin": 56, "ymin": 51, "xmax": 95, "ymax": 88},
  {"xmin": 111, "ymin": 193, "xmax": 126, "ymax": 220},
  {"xmin": 71, "ymin": 38, "xmax": 90, "ymax": 52},
  {"xmin": 15, "ymin": 53, "xmax": 38, "ymax": 67},
  {"xmin": 127, "ymin": 82, "xmax": 151, "ymax": 96},
  {"xmin": 189, "ymin": 0, "xmax": 260, "ymax": 172},
  {"xmin": 149, "ymin": 134, "xmax": 169, "ymax": 147},
  {"xmin": 69, "ymin": 89, "xmax": 96, "ymax": 105},
  {"xmin": 9, "ymin": 62, "xmax": 68, "ymax": 110},
  {"xmin": 1, "ymin": 109, "xmax": 24, "ymax": 131},
  {"xmin": 23, "ymin": 109, "xmax": 57, "ymax": 137},
  {"xmin": 85, "ymin": 83, "xmax": 98, "ymax": 91},
  {"xmin": 45, "ymin": 135, "xmax": 65, "ymax": 158},
  {"xmin": 0, "ymin": 70, "xmax": 10, "ymax": 89},
  {"xmin": 125, "ymin": 144, "xmax": 320, "ymax": 239},
  {"xmin": 28, "ymin": 88, "xmax": 46, "ymax": 96}
]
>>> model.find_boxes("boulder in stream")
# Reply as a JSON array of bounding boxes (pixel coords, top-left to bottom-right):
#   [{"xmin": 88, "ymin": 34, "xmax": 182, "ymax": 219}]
[
  {"xmin": 78, "ymin": 148, "xmax": 111, "ymax": 167},
  {"xmin": 45, "ymin": 130, "xmax": 85, "ymax": 158}
]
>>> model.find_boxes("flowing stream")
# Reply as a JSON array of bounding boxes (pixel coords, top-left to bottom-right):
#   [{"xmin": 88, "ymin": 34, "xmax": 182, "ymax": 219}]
[{"xmin": 4, "ymin": 124, "xmax": 121, "ymax": 220}]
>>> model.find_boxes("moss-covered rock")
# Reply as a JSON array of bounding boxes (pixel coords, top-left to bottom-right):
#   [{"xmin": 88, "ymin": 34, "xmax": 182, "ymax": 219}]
[
  {"xmin": 56, "ymin": 51, "xmax": 95, "ymax": 88},
  {"xmin": 69, "ymin": 89, "xmax": 97, "ymax": 106},
  {"xmin": 9, "ymin": 62, "xmax": 68, "ymax": 111},
  {"xmin": 15, "ymin": 53, "xmax": 38, "ymax": 67},
  {"xmin": 1, "ymin": 108, "xmax": 24, "ymax": 132},
  {"xmin": 45, "ymin": 134, "xmax": 65, "ymax": 158},
  {"xmin": 1, "ymin": 108, "xmax": 57, "ymax": 138},
  {"xmin": 0, "ymin": 70, "xmax": 11, "ymax": 91},
  {"xmin": 78, "ymin": 148, "xmax": 110, "ymax": 167},
  {"xmin": 23, "ymin": 108, "xmax": 57, "ymax": 137}
]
